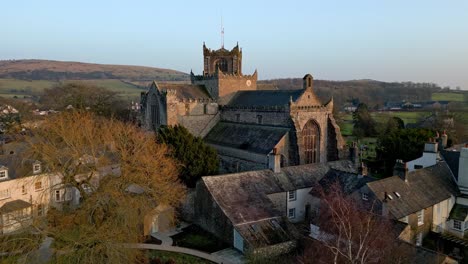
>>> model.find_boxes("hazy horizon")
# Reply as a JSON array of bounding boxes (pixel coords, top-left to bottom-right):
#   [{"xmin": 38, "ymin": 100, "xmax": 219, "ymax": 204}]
[{"xmin": 2, "ymin": 0, "xmax": 467, "ymax": 89}]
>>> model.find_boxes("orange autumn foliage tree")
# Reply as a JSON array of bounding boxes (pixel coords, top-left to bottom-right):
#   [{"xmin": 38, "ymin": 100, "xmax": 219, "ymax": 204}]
[{"xmin": 27, "ymin": 111, "xmax": 185, "ymax": 263}]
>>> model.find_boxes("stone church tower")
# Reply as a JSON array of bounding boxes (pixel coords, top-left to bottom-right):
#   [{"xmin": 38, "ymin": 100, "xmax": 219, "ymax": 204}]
[
  {"xmin": 191, "ymin": 43, "xmax": 258, "ymax": 105},
  {"xmin": 140, "ymin": 42, "xmax": 345, "ymax": 173}
]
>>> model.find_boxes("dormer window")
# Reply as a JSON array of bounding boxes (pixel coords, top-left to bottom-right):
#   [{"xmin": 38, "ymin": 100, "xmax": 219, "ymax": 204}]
[
  {"xmin": 33, "ymin": 161, "xmax": 42, "ymax": 174},
  {"xmin": 362, "ymin": 193, "xmax": 369, "ymax": 201}
]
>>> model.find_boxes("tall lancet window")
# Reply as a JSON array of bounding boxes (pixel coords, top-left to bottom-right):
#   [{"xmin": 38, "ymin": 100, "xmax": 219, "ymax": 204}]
[
  {"xmin": 303, "ymin": 120, "xmax": 320, "ymax": 164},
  {"xmin": 150, "ymin": 94, "xmax": 160, "ymax": 128}
]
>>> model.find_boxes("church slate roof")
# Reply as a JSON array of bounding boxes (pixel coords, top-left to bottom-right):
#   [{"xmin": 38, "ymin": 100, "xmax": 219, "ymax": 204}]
[
  {"xmin": 367, "ymin": 162, "xmax": 459, "ymax": 219},
  {"xmin": 158, "ymin": 83, "xmax": 212, "ymax": 100},
  {"xmin": 228, "ymin": 90, "xmax": 304, "ymax": 107},
  {"xmin": 204, "ymin": 122, "xmax": 289, "ymax": 154},
  {"xmin": 201, "ymin": 160, "xmax": 356, "ymax": 226}
]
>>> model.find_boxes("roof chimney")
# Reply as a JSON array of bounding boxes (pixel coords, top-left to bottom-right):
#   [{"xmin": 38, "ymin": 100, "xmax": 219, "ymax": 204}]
[
  {"xmin": 394, "ymin": 159, "xmax": 408, "ymax": 182},
  {"xmin": 441, "ymin": 131, "xmax": 448, "ymax": 149},
  {"xmin": 269, "ymin": 148, "xmax": 281, "ymax": 173},
  {"xmin": 358, "ymin": 162, "xmax": 368, "ymax": 178},
  {"xmin": 349, "ymin": 142, "xmax": 359, "ymax": 164}
]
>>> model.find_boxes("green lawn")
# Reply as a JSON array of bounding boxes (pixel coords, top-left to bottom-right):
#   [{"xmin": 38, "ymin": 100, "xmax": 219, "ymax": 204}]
[
  {"xmin": 148, "ymin": 250, "xmax": 214, "ymax": 264},
  {"xmin": 432, "ymin": 92, "xmax": 466, "ymax": 102},
  {"xmin": 338, "ymin": 111, "xmax": 431, "ymax": 137}
]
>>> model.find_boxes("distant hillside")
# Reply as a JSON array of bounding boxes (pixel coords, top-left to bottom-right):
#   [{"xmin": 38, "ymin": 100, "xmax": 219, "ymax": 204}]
[
  {"xmin": 258, "ymin": 78, "xmax": 458, "ymax": 109},
  {"xmin": 0, "ymin": 59, "xmax": 189, "ymax": 81}
]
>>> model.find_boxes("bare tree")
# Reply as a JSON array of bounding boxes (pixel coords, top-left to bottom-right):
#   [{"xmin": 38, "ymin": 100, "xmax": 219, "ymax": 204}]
[{"xmin": 301, "ymin": 182, "xmax": 409, "ymax": 264}]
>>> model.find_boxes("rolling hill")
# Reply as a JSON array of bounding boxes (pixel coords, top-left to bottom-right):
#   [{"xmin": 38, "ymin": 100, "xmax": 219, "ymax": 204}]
[{"xmin": 0, "ymin": 59, "xmax": 189, "ymax": 81}]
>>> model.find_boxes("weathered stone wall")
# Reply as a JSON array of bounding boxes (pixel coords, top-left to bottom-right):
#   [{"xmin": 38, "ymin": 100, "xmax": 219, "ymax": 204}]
[
  {"xmin": 221, "ymin": 108, "xmax": 290, "ymax": 126},
  {"xmin": 407, "ymin": 206, "xmax": 433, "ymax": 243},
  {"xmin": 291, "ymin": 109, "xmax": 332, "ymax": 164},
  {"xmin": 165, "ymin": 96, "xmax": 219, "ymax": 137},
  {"xmin": 194, "ymin": 181, "xmax": 234, "ymax": 245},
  {"xmin": 179, "ymin": 189, "xmax": 196, "ymax": 222},
  {"xmin": 217, "ymin": 73, "xmax": 257, "ymax": 105}
]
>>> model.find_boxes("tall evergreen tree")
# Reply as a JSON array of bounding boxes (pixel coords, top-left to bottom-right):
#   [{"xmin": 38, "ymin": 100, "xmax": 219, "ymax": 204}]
[{"xmin": 157, "ymin": 125, "xmax": 219, "ymax": 188}]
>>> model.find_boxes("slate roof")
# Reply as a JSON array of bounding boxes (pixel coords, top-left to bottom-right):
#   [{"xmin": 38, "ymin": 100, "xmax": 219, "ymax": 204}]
[
  {"xmin": 367, "ymin": 162, "xmax": 459, "ymax": 219},
  {"xmin": 204, "ymin": 122, "xmax": 290, "ymax": 154},
  {"xmin": 441, "ymin": 149, "xmax": 460, "ymax": 180},
  {"xmin": 235, "ymin": 217, "xmax": 296, "ymax": 248},
  {"xmin": 228, "ymin": 90, "xmax": 304, "ymax": 107},
  {"xmin": 449, "ymin": 204, "xmax": 468, "ymax": 221},
  {"xmin": 201, "ymin": 160, "xmax": 356, "ymax": 225},
  {"xmin": 0, "ymin": 199, "xmax": 32, "ymax": 214},
  {"xmin": 159, "ymin": 83, "xmax": 212, "ymax": 100}
]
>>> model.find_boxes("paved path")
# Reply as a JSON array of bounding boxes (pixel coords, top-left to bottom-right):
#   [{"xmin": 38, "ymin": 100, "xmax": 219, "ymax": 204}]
[{"xmin": 125, "ymin": 243, "xmax": 235, "ymax": 264}]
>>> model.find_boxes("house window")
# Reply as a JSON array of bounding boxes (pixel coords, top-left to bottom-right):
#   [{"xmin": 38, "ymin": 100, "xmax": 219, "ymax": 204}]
[
  {"xmin": 416, "ymin": 233, "xmax": 423, "ymax": 246},
  {"xmin": 453, "ymin": 220, "xmax": 462, "ymax": 231},
  {"xmin": 22, "ymin": 185, "xmax": 27, "ymax": 194},
  {"xmin": 55, "ymin": 190, "xmax": 63, "ymax": 202},
  {"xmin": 257, "ymin": 115, "xmax": 263, "ymax": 124},
  {"xmin": 236, "ymin": 114, "xmax": 240, "ymax": 122},
  {"xmin": 465, "ymin": 221, "xmax": 468, "ymax": 230},
  {"xmin": 33, "ymin": 164, "xmax": 41, "ymax": 174},
  {"xmin": 0, "ymin": 170, "xmax": 7, "ymax": 179},
  {"xmin": 361, "ymin": 193, "xmax": 368, "ymax": 201},
  {"xmin": 35, "ymin": 181, "xmax": 43, "ymax": 191},
  {"xmin": 203, "ymin": 104, "xmax": 208, "ymax": 114},
  {"xmin": 417, "ymin": 210, "xmax": 424, "ymax": 226},
  {"xmin": 0, "ymin": 189, "xmax": 11, "ymax": 200},
  {"xmin": 288, "ymin": 208, "xmax": 296, "ymax": 219},
  {"xmin": 288, "ymin": 190, "xmax": 296, "ymax": 201}
]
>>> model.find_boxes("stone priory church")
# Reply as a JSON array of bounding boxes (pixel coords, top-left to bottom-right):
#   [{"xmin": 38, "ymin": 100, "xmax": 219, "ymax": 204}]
[{"xmin": 140, "ymin": 43, "xmax": 346, "ymax": 173}]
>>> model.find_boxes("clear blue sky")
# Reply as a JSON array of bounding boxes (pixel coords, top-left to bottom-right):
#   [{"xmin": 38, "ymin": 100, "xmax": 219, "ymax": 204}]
[{"xmin": 2, "ymin": 0, "xmax": 468, "ymax": 89}]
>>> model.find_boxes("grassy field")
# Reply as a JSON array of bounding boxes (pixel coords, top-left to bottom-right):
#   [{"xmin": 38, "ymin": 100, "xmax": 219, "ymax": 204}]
[
  {"xmin": 339, "ymin": 111, "xmax": 431, "ymax": 137},
  {"xmin": 432, "ymin": 92, "xmax": 466, "ymax": 102},
  {"xmin": 0, "ymin": 78, "xmax": 144, "ymax": 100}
]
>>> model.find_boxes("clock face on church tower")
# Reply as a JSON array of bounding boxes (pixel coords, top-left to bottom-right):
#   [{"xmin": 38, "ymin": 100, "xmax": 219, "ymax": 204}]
[{"xmin": 246, "ymin": 80, "xmax": 252, "ymax": 87}]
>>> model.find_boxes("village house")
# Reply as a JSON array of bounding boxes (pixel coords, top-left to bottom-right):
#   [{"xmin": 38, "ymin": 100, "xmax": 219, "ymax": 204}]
[{"xmin": 194, "ymin": 148, "xmax": 359, "ymax": 255}]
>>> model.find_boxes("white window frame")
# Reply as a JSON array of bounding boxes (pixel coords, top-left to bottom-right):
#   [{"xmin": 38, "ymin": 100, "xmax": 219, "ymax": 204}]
[
  {"xmin": 55, "ymin": 190, "xmax": 63, "ymax": 202},
  {"xmin": 288, "ymin": 190, "xmax": 296, "ymax": 201},
  {"xmin": 453, "ymin": 220, "xmax": 462, "ymax": 231},
  {"xmin": 288, "ymin": 208, "xmax": 296, "ymax": 219},
  {"xmin": 417, "ymin": 209, "xmax": 424, "ymax": 226},
  {"xmin": 0, "ymin": 170, "xmax": 7, "ymax": 179},
  {"xmin": 362, "ymin": 193, "xmax": 368, "ymax": 201},
  {"xmin": 55, "ymin": 188, "xmax": 72, "ymax": 202},
  {"xmin": 33, "ymin": 164, "xmax": 41, "ymax": 174}
]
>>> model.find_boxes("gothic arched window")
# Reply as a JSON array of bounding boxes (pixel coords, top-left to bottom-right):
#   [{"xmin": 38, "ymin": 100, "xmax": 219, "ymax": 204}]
[
  {"xmin": 303, "ymin": 120, "xmax": 320, "ymax": 164},
  {"xmin": 150, "ymin": 94, "xmax": 160, "ymax": 128},
  {"xmin": 215, "ymin": 58, "xmax": 228, "ymax": 72}
]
